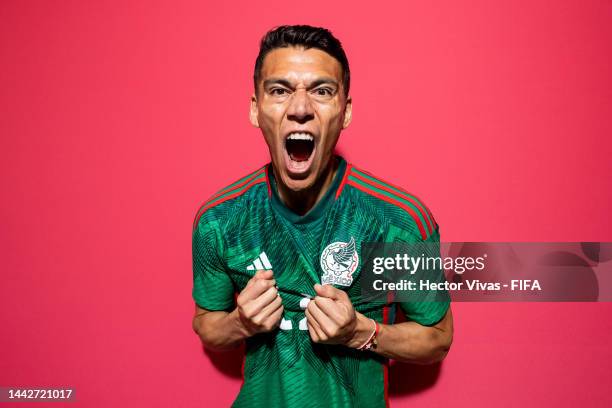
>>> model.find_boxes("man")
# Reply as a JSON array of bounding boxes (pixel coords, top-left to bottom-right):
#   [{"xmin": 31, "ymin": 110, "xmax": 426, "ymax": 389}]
[{"xmin": 192, "ymin": 25, "xmax": 453, "ymax": 407}]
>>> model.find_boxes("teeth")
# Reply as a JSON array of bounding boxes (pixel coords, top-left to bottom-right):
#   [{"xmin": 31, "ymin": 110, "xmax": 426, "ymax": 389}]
[{"xmin": 287, "ymin": 132, "xmax": 314, "ymax": 141}]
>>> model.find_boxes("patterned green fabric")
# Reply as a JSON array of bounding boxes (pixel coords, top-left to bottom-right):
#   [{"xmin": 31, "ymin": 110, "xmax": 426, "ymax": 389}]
[{"xmin": 192, "ymin": 157, "xmax": 449, "ymax": 408}]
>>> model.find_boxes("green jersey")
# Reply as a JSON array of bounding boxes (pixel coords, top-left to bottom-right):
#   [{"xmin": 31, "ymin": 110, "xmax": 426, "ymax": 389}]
[{"xmin": 192, "ymin": 157, "xmax": 449, "ymax": 408}]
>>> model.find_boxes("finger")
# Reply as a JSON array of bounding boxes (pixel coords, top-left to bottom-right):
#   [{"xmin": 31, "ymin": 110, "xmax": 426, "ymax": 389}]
[
  {"xmin": 312, "ymin": 296, "xmax": 345, "ymax": 326},
  {"xmin": 246, "ymin": 270, "xmax": 274, "ymax": 287},
  {"xmin": 245, "ymin": 285, "xmax": 278, "ymax": 316},
  {"xmin": 314, "ymin": 283, "xmax": 345, "ymax": 300},
  {"xmin": 308, "ymin": 300, "xmax": 338, "ymax": 338},
  {"xmin": 252, "ymin": 295, "xmax": 283, "ymax": 325},
  {"xmin": 308, "ymin": 301, "xmax": 338, "ymax": 338},
  {"xmin": 242, "ymin": 278, "xmax": 276, "ymax": 302},
  {"xmin": 263, "ymin": 304, "xmax": 284, "ymax": 329},
  {"xmin": 306, "ymin": 317, "xmax": 319, "ymax": 342},
  {"xmin": 245, "ymin": 271, "xmax": 274, "ymax": 290},
  {"xmin": 305, "ymin": 309, "xmax": 326, "ymax": 341},
  {"xmin": 253, "ymin": 269, "xmax": 274, "ymax": 280}
]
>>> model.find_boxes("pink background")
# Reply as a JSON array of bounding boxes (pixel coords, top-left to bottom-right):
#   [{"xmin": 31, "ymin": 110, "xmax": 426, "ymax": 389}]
[{"xmin": 1, "ymin": 1, "xmax": 611, "ymax": 407}]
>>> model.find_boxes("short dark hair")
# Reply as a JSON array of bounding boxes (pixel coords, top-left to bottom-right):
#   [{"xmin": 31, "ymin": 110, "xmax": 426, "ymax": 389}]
[{"xmin": 254, "ymin": 25, "xmax": 350, "ymax": 96}]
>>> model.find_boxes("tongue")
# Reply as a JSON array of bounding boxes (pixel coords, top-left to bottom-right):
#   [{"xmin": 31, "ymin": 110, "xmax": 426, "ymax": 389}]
[{"xmin": 287, "ymin": 140, "xmax": 312, "ymax": 162}]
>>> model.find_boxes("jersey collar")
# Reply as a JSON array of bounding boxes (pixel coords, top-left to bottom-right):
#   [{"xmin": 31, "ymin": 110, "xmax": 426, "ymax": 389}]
[{"xmin": 267, "ymin": 156, "xmax": 347, "ymax": 224}]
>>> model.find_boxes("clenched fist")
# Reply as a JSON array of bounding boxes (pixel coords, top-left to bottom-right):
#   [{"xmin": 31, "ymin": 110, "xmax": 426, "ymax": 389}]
[
  {"xmin": 235, "ymin": 270, "xmax": 284, "ymax": 336},
  {"xmin": 305, "ymin": 283, "xmax": 366, "ymax": 346}
]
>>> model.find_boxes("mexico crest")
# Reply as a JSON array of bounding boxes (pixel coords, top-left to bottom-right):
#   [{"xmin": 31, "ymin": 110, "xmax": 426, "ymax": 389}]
[{"xmin": 320, "ymin": 237, "xmax": 359, "ymax": 287}]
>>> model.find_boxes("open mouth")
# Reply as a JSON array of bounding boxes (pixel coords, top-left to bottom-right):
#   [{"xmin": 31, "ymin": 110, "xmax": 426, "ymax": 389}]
[
  {"xmin": 285, "ymin": 132, "xmax": 315, "ymax": 162},
  {"xmin": 282, "ymin": 131, "xmax": 316, "ymax": 176}
]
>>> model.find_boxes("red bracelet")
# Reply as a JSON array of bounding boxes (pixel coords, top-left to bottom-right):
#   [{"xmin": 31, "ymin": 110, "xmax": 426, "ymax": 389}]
[{"xmin": 357, "ymin": 319, "xmax": 379, "ymax": 351}]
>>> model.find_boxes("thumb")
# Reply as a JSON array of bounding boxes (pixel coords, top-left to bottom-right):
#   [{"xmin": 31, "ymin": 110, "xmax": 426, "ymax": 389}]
[
  {"xmin": 254, "ymin": 270, "xmax": 274, "ymax": 280},
  {"xmin": 314, "ymin": 283, "xmax": 343, "ymax": 300}
]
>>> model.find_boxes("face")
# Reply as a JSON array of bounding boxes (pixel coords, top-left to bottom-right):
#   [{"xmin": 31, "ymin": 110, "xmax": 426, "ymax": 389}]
[{"xmin": 250, "ymin": 47, "xmax": 352, "ymax": 192}]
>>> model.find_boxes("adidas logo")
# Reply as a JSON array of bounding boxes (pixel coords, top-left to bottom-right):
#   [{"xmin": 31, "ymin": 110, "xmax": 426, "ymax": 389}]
[{"xmin": 246, "ymin": 251, "xmax": 273, "ymax": 271}]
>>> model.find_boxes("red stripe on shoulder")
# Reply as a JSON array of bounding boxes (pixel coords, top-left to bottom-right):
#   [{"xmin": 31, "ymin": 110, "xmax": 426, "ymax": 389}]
[
  {"xmin": 349, "ymin": 170, "xmax": 433, "ymax": 235},
  {"xmin": 336, "ymin": 163, "xmax": 353, "ymax": 199},
  {"xmin": 209, "ymin": 168, "xmax": 265, "ymax": 202},
  {"xmin": 347, "ymin": 179, "xmax": 428, "ymax": 240},
  {"xmin": 264, "ymin": 165, "xmax": 272, "ymax": 197},
  {"xmin": 352, "ymin": 166, "xmax": 437, "ymax": 230},
  {"xmin": 193, "ymin": 176, "xmax": 265, "ymax": 230}
]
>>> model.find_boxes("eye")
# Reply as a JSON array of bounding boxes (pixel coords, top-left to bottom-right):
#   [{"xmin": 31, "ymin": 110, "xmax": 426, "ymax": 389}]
[
  {"xmin": 313, "ymin": 87, "xmax": 334, "ymax": 96},
  {"xmin": 270, "ymin": 88, "xmax": 289, "ymax": 96}
]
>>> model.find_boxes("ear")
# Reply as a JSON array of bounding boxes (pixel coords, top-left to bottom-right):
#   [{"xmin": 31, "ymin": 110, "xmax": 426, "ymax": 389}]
[
  {"xmin": 249, "ymin": 94, "xmax": 260, "ymax": 128},
  {"xmin": 342, "ymin": 96, "xmax": 352, "ymax": 129}
]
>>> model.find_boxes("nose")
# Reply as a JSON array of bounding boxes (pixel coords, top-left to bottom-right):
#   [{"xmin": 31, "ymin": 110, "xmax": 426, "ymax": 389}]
[{"xmin": 287, "ymin": 88, "xmax": 314, "ymax": 123}]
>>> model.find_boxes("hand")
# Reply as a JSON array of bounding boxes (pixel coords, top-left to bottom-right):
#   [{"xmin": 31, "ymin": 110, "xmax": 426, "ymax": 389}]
[
  {"xmin": 305, "ymin": 283, "xmax": 368, "ymax": 346},
  {"xmin": 234, "ymin": 270, "xmax": 284, "ymax": 337}
]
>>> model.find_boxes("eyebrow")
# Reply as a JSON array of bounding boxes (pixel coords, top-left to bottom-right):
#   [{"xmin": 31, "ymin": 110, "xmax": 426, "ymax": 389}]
[{"xmin": 263, "ymin": 77, "xmax": 339, "ymax": 90}]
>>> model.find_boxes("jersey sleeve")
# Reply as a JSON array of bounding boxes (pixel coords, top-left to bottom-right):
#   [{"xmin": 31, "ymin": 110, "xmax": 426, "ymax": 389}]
[
  {"xmin": 192, "ymin": 216, "xmax": 235, "ymax": 311},
  {"xmin": 397, "ymin": 226, "xmax": 450, "ymax": 326}
]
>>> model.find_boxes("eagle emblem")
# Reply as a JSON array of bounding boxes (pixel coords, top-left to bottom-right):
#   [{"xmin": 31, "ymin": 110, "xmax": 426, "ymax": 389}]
[{"xmin": 320, "ymin": 237, "xmax": 359, "ymax": 287}]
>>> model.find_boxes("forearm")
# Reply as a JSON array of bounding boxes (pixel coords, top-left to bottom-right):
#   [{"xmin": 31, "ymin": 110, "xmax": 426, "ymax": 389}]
[
  {"xmin": 375, "ymin": 320, "xmax": 451, "ymax": 363},
  {"xmin": 349, "ymin": 310, "xmax": 453, "ymax": 364},
  {"xmin": 192, "ymin": 308, "xmax": 249, "ymax": 351}
]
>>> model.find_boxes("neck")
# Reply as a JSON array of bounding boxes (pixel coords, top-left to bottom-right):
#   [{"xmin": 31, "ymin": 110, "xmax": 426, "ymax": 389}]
[{"xmin": 274, "ymin": 157, "xmax": 339, "ymax": 216}]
